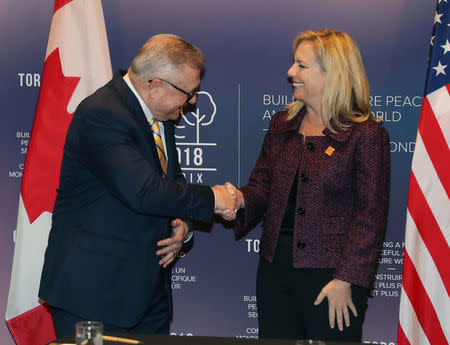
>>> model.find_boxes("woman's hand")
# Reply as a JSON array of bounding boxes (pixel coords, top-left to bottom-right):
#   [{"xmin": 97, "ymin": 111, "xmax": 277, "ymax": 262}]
[
  {"xmin": 314, "ymin": 278, "xmax": 357, "ymax": 331},
  {"xmin": 215, "ymin": 182, "xmax": 245, "ymax": 221}
]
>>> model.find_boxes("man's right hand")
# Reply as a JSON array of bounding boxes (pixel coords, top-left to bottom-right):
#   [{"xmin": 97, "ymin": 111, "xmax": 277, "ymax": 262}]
[
  {"xmin": 212, "ymin": 182, "xmax": 243, "ymax": 220},
  {"xmin": 212, "ymin": 183, "xmax": 238, "ymax": 220}
]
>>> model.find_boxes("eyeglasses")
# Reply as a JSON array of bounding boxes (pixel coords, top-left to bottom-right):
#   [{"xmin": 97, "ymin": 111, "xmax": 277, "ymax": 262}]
[{"xmin": 149, "ymin": 78, "xmax": 198, "ymax": 101}]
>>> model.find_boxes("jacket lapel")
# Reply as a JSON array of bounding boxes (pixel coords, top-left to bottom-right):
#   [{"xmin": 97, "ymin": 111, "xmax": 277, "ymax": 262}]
[{"xmin": 110, "ymin": 71, "xmax": 165, "ymax": 177}]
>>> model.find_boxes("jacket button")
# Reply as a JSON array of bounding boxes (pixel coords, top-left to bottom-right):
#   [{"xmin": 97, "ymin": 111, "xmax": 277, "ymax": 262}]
[
  {"xmin": 297, "ymin": 207, "xmax": 305, "ymax": 215},
  {"xmin": 306, "ymin": 142, "xmax": 315, "ymax": 151},
  {"xmin": 297, "ymin": 241, "xmax": 306, "ymax": 249},
  {"xmin": 300, "ymin": 173, "xmax": 308, "ymax": 182}
]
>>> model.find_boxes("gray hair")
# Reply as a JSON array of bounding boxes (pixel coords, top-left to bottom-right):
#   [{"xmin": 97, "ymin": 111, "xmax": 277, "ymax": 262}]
[{"xmin": 130, "ymin": 34, "xmax": 205, "ymax": 80}]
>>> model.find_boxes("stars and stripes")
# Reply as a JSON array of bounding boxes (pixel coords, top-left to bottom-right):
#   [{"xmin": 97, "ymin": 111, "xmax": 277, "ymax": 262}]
[{"xmin": 397, "ymin": 1, "xmax": 450, "ymax": 345}]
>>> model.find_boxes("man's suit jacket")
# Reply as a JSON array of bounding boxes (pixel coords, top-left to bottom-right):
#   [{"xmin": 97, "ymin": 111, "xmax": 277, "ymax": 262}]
[
  {"xmin": 39, "ymin": 71, "xmax": 214, "ymax": 327},
  {"xmin": 235, "ymin": 108, "xmax": 390, "ymax": 288}
]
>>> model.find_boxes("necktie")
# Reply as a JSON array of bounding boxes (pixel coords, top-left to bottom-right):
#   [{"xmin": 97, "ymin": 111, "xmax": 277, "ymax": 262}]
[{"xmin": 149, "ymin": 118, "xmax": 167, "ymax": 177}]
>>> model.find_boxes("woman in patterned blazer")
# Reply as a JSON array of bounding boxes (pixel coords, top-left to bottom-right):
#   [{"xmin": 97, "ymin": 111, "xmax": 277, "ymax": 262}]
[{"xmin": 226, "ymin": 29, "xmax": 390, "ymax": 342}]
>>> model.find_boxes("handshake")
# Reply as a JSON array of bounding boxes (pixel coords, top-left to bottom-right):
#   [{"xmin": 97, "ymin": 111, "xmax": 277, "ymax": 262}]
[{"xmin": 212, "ymin": 182, "xmax": 244, "ymax": 221}]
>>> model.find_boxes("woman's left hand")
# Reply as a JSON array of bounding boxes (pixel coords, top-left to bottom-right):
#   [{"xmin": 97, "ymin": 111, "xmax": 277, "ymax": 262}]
[{"xmin": 314, "ymin": 278, "xmax": 357, "ymax": 331}]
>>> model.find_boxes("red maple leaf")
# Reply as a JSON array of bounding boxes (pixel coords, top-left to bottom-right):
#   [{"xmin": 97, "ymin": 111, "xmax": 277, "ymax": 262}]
[{"xmin": 21, "ymin": 48, "xmax": 80, "ymax": 223}]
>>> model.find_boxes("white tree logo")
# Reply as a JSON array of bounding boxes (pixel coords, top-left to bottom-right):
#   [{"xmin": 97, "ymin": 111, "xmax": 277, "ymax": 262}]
[{"xmin": 176, "ymin": 91, "xmax": 216, "ymax": 144}]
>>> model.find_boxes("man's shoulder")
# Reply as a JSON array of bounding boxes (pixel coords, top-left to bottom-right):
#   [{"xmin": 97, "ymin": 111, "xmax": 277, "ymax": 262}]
[
  {"xmin": 75, "ymin": 75, "xmax": 135, "ymax": 122},
  {"xmin": 78, "ymin": 77, "xmax": 122, "ymax": 111}
]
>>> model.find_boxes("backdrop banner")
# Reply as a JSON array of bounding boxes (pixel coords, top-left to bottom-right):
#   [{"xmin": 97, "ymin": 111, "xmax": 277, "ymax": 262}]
[{"xmin": 0, "ymin": 1, "xmax": 436, "ymax": 345}]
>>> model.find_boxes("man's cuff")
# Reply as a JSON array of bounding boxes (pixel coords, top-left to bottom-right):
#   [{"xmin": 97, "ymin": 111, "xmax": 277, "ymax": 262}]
[
  {"xmin": 211, "ymin": 187, "xmax": 216, "ymax": 209},
  {"xmin": 183, "ymin": 230, "xmax": 193, "ymax": 243}
]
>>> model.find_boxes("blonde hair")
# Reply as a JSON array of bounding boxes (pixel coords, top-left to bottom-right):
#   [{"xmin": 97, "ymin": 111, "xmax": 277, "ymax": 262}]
[
  {"xmin": 130, "ymin": 34, "xmax": 205, "ymax": 80},
  {"xmin": 286, "ymin": 29, "xmax": 377, "ymax": 131}
]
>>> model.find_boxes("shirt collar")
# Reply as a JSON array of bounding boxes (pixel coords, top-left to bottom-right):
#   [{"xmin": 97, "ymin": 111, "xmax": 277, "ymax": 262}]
[{"xmin": 123, "ymin": 72, "xmax": 154, "ymax": 123}]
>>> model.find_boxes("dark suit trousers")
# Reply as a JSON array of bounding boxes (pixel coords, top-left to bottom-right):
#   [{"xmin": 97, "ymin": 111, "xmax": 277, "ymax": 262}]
[
  {"xmin": 256, "ymin": 232, "xmax": 368, "ymax": 341},
  {"xmin": 51, "ymin": 269, "xmax": 170, "ymax": 338}
]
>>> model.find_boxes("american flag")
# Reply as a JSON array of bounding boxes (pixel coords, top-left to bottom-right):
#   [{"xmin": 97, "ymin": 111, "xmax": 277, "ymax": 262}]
[{"xmin": 397, "ymin": 1, "xmax": 450, "ymax": 345}]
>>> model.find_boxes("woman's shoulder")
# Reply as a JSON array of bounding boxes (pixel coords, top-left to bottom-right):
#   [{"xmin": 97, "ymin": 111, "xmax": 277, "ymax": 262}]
[
  {"xmin": 353, "ymin": 117, "xmax": 389, "ymax": 135},
  {"xmin": 268, "ymin": 110, "xmax": 303, "ymax": 133},
  {"xmin": 349, "ymin": 117, "xmax": 390, "ymax": 145},
  {"xmin": 270, "ymin": 110, "xmax": 289, "ymax": 124}
]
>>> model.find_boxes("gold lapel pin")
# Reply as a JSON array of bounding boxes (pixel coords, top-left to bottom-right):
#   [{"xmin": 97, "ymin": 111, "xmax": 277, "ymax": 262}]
[{"xmin": 325, "ymin": 146, "xmax": 335, "ymax": 156}]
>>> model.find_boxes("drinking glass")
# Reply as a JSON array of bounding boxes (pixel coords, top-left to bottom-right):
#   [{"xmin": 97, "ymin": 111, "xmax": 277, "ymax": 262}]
[{"xmin": 75, "ymin": 321, "xmax": 103, "ymax": 345}]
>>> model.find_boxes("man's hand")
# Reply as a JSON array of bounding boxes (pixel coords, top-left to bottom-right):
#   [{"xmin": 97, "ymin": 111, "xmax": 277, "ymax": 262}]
[
  {"xmin": 314, "ymin": 279, "xmax": 357, "ymax": 331},
  {"xmin": 156, "ymin": 218, "xmax": 188, "ymax": 268},
  {"xmin": 212, "ymin": 182, "xmax": 242, "ymax": 220},
  {"xmin": 219, "ymin": 182, "xmax": 245, "ymax": 220},
  {"xmin": 225, "ymin": 182, "xmax": 244, "ymax": 208}
]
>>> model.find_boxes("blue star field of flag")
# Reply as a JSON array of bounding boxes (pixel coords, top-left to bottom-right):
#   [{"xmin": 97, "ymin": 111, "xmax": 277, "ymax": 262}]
[{"xmin": 426, "ymin": 0, "xmax": 450, "ymax": 94}]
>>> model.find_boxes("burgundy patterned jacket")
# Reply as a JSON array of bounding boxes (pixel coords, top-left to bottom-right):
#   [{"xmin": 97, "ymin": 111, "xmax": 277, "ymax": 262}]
[{"xmin": 235, "ymin": 108, "xmax": 390, "ymax": 288}]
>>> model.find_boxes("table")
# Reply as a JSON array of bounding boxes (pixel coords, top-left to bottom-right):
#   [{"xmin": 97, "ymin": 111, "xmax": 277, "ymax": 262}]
[{"xmin": 49, "ymin": 333, "xmax": 364, "ymax": 345}]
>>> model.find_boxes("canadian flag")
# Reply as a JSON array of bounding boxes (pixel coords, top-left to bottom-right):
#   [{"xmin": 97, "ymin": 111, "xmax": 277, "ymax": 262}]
[{"xmin": 5, "ymin": 0, "xmax": 112, "ymax": 344}]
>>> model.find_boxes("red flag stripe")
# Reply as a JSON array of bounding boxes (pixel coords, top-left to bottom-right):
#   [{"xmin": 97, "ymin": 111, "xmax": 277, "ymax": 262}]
[
  {"xmin": 404, "ymin": 211, "xmax": 449, "ymax": 330},
  {"xmin": 53, "ymin": 0, "xmax": 74, "ymax": 13},
  {"xmin": 428, "ymin": 84, "xmax": 450, "ymax": 147},
  {"xmin": 411, "ymin": 133, "xmax": 449, "ymax": 235},
  {"xmin": 407, "ymin": 172, "xmax": 450, "ymax": 293},
  {"xmin": 6, "ymin": 304, "xmax": 56, "ymax": 345},
  {"xmin": 398, "ymin": 322, "xmax": 412, "ymax": 345},
  {"xmin": 418, "ymin": 96, "xmax": 450, "ymax": 198},
  {"xmin": 402, "ymin": 250, "xmax": 447, "ymax": 345},
  {"xmin": 398, "ymin": 288, "xmax": 431, "ymax": 345}
]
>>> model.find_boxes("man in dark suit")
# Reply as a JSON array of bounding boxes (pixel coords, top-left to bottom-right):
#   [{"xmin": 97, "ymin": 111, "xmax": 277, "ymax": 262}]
[{"xmin": 39, "ymin": 34, "xmax": 236, "ymax": 337}]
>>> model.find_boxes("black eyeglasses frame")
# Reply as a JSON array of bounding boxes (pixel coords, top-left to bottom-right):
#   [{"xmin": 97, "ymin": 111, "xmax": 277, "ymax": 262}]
[{"xmin": 149, "ymin": 78, "xmax": 198, "ymax": 101}]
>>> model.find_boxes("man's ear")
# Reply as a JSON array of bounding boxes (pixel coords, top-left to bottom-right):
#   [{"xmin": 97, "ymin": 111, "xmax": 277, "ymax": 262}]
[{"xmin": 147, "ymin": 79, "xmax": 160, "ymax": 101}]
